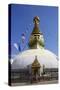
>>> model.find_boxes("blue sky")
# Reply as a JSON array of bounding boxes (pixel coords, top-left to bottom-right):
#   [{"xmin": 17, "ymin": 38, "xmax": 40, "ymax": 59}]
[{"xmin": 10, "ymin": 4, "xmax": 58, "ymax": 57}]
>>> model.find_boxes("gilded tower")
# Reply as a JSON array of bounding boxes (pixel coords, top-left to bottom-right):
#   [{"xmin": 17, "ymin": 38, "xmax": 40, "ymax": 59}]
[{"xmin": 28, "ymin": 16, "xmax": 44, "ymax": 49}]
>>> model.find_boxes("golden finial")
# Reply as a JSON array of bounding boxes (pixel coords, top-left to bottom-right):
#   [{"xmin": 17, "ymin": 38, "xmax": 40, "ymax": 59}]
[{"xmin": 33, "ymin": 16, "xmax": 40, "ymax": 25}]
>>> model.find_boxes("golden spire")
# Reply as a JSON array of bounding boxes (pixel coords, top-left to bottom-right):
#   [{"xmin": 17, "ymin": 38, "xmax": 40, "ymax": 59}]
[
  {"xmin": 28, "ymin": 16, "xmax": 44, "ymax": 49},
  {"xmin": 32, "ymin": 16, "xmax": 40, "ymax": 34}
]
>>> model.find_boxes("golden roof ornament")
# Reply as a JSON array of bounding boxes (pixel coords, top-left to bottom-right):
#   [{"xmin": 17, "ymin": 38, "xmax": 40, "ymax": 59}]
[
  {"xmin": 33, "ymin": 16, "xmax": 40, "ymax": 25},
  {"xmin": 32, "ymin": 56, "xmax": 41, "ymax": 68}
]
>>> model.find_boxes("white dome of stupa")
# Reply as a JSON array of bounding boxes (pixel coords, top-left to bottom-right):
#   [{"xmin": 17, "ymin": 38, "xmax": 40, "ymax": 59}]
[{"xmin": 12, "ymin": 48, "xmax": 58, "ymax": 69}]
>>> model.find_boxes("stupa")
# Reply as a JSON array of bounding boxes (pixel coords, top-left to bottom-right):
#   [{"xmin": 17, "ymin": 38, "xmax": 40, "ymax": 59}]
[{"xmin": 11, "ymin": 16, "xmax": 58, "ymax": 82}]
